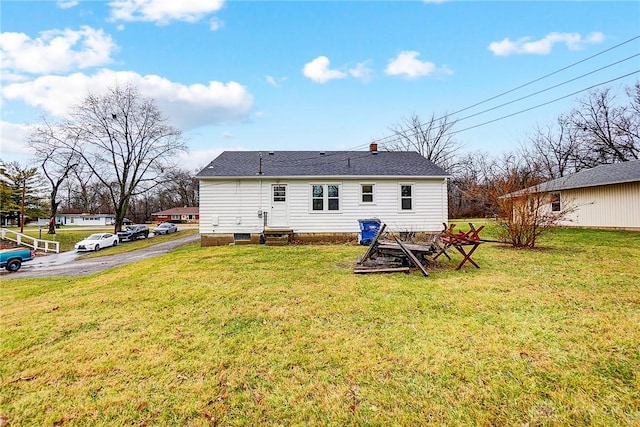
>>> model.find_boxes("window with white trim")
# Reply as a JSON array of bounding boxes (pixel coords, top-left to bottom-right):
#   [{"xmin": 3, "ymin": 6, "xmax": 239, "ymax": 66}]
[
  {"xmin": 400, "ymin": 184, "xmax": 413, "ymax": 211},
  {"xmin": 361, "ymin": 184, "xmax": 374, "ymax": 203},
  {"xmin": 311, "ymin": 184, "xmax": 340, "ymax": 211}
]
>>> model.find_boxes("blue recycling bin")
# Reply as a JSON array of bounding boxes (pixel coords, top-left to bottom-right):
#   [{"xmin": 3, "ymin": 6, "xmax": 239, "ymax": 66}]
[{"xmin": 358, "ymin": 218, "xmax": 381, "ymax": 245}]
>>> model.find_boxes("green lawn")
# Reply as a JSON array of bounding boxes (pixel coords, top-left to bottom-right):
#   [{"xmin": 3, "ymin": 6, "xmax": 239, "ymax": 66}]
[{"xmin": 1, "ymin": 226, "xmax": 639, "ymax": 425}]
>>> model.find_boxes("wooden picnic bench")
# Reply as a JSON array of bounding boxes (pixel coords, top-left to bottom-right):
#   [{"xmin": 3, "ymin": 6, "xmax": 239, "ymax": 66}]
[
  {"xmin": 434, "ymin": 223, "xmax": 485, "ymax": 270},
  {"xmin": 354, "ymin": 222, "xmax": 488, "ymax": 275}
]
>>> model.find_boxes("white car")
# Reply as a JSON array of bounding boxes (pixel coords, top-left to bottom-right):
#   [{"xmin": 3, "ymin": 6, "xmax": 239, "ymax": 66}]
[{"xmin": 74, "ymin": 233, "xmax": 119, "ymax": 251}]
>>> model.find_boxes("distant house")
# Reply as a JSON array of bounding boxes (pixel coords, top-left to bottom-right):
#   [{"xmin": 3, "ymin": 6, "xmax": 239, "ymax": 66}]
[
  {"xmin": 152, "ymin": 207, "xmax": 199, "ymax": 224},
  {"xmin": 195, "ymin": 145, "xmax": 450, "ymax": 246},
  {"xmin": 515, "ymin": 160, "xmax": 640, "ymax": 229},
  {"xmin": 36, "ymin": 213, "xmax": 117, "ymax": 227}
]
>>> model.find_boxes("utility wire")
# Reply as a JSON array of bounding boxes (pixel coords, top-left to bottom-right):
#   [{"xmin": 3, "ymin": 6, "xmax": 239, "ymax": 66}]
[
  {"xmin": 373, "ymin": 34, "xmax": 640, "ymax": 146},
  {"xmin": 453, "ymin": 54, "xmax": 640, "ymax": 126},
  {"xmin": 445, "ymin": 70, "xmax": 640, "ymax": 137},
  {"xmin": 223, "ymin": 37, "xmax": 640, "ymax": 170},
  {"xmin": 261, "ymin": 68, "xmax": 639, "ymax": 169},
  {"xmin": 445, "ymin": 35, "xmax": 640, "ymax": 119}
]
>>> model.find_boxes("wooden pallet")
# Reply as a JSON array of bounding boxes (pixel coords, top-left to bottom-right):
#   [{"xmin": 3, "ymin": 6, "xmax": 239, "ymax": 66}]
[{"xmin": 355, "ymin": 223, "xmax": 434, "ymax": 276}]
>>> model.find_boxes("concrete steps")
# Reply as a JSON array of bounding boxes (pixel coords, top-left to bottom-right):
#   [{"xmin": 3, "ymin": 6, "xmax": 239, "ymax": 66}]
[{"xmin": 263, "ymin": 228, "xmax": 293, "ymax": 246}]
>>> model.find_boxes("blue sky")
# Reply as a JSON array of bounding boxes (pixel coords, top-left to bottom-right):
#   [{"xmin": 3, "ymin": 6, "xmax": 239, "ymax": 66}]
[{"xmin": 1, "ymin": 0, "xmax": 638, "ymax": 170}]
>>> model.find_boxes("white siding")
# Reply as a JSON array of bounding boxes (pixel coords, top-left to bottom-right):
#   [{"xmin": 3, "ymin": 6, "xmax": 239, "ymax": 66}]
[
  {"xmin": 199, "ymin": 177, "xmax": 448, "ymax": 235},
  {"xmin": 558, "ymin": 182, "xmax": 640, "ymax": 228},
  {"xmin": 199, "ymin": 180, "xmax": 265, "ymax": 234},
  {"xmin": 37, "ymin": 215, "xmax": 115, "ymax": 226}
]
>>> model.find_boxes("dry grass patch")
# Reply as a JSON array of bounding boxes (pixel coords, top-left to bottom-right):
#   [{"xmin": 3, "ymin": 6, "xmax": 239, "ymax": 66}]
[{"xmin": 1, "ymin": 228, "xmax": 639, "ymax": 425}]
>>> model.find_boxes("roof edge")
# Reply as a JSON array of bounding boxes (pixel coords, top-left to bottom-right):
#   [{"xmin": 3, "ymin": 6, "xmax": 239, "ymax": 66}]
[{"xmin": 197, "ymin": 174, "xmax": 451, "ymax": 180}]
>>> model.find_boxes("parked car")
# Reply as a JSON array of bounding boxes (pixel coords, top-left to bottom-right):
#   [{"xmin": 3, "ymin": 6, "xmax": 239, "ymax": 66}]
[
  {"xmin": 153, "ymin": 222, "xmax": 178, "ymax": 235},
  {"xmin": 0, "ymin": 247, "xmax": 36, "ymax": 272},
  {"xmin": 117, "ymin": 224, "xmax": 150, "ymax": 242},
  {"xmin": 75, "ymin": 233, "xmax": 119, "ymax": 251}
]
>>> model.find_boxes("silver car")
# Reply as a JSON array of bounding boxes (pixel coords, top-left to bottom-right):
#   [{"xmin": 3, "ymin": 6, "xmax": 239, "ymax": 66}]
[{"xmin": 153, "ymin": 222, "xmax": 178, "ymax": 235}]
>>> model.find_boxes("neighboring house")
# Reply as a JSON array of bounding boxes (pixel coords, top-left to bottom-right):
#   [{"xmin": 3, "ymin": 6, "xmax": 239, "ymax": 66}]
[
  {"xmin": 518, "ymin": 160, "xmax": 640, "ymax": 229},
  {"xmin": 152, "ymin": 207, "xmax": 199, "ymax": 224},
  {"xmin": 36, "ymin": 213, "xmax": 117, "ymax": 227},
  {"xmin": 195, "ymin": 145, "xmax": 450, "ymax": 246}
]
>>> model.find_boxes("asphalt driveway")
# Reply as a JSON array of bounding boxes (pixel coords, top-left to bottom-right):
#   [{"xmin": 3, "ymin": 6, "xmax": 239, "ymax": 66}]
[{"xmin": 1, "ymin": 233, "xmax": 200, "ymax": 279}]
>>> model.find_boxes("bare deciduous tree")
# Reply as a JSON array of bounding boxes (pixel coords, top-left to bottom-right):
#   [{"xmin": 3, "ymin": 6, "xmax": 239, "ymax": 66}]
[
  {"xmin": 570, "ymin": 85, "xmax": 639, "ymax": 168},
  {"xmin": 159, "ymin": 168, "xmax": 200, "ymax": 207},
  {"xmin": 383, "ymin": 113, "xmax": 463, "ymax": 174},
  {"xmin": 62, "ymin": 166, "xmax": 114, "ymax": 215},
  {"xmin": 28, "ymin": 118, "xmax": 80, "ymax": 234},
  {"xmin": 448, "ymin": 151, "xmax": 497, "ymax": 218},
  {"xmin": 60, "ymin": 83, "xmax": 187, "ymax": 232},
  {"xmin": 487, "ymin": 156, "xmax": 574, "ymax": 248},
  {"xmin": 521, "ymin": 115, "xmax": 581, "ymax": 180}
]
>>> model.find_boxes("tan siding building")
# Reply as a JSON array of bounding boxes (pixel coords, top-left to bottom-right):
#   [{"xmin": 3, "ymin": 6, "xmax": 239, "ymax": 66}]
[
  {"xmin": 525, "ymin": 160, "xmax": 640, "ymax": 230},
  {"xmin": 559, "ymin": 182, "xmax": 640, "ymax": 229}
]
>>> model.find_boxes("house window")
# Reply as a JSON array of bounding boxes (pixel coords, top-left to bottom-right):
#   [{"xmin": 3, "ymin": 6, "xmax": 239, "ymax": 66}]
[
  {"xmin": 550, "ymin": 193, "xmax": 561, "ymax": 212},
  {"xmin": 311, "ymin": 184, "xmax": 340, "ymax": 211},
  {"xmin": 312, "ymin": 185, "xmax": 323, "ymax": 210},
  {"xmin": 400, "ymin": 184, "xmax": 413, "ymax": 210},
  {"xmin": 361, "ymin": 184, "xmax": 374, "ymax": 203},
  {"xmin": 234, "ymin": 233, "xmax": 251, "ymax": 241}
]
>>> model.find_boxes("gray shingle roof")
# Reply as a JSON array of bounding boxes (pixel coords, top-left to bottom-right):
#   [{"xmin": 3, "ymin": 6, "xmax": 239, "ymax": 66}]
[
  {"xmin": 196, "ymin": 151, "xmax": 450, "ymax": 178},
  {"xmin": 537, "ymin": 160, "xmax": 640, "ymax": 192}
]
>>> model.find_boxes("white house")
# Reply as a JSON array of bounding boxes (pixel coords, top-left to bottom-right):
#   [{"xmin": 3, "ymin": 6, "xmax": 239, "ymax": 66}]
[
  {"xmin": 195, "ymin": 146, "xmax": 450, "ymax": 245},
  {"xmin": 36, "ymin": 213, "xmax": 117, "ymax": 227},
  {"xmin": 525, "ymin": 160, "xmax": 640, "ymax": 229}
]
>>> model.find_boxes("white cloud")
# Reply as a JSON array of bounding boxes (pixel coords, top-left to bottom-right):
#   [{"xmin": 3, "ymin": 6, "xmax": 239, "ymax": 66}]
[
  {"xmin": 209, "ymin": 17, "xmax": 224, "ymax": 31},
  {"xmin": 178, "ymin": 148, "xmax": 224, "ymax": 171},
  {"xmin": 265, "ymin": 75, "xmax": 277, "ymax": 87},
  {"xmin": 1, "ymin": 69, "xmax": 254, "ymax": 130},
  {"xmin": 385, "ymin": 51, "xmax": 436, "ymax": 79},
  {"xmin": 57, "ymin": 0, "xmax": 79, "ymax": 9},
  {"xmin": 0, "ymin": 121, "xmax": 34, "ymax": 160},
  {"xmin": 222, "ymin": 131, "xmax": 234, "ymax": 139},
  {"xmin": 178, "ymin": 145, "xmax": 249, "ymax": 171},
  {"xmin": 303, "ymin": 56, "xmax": 347, "ymax": 84},
  {"xmin": 265, "ymin": 75, "xmax": 288, "ymax": 88},
  {"xmin": 0, "ymin": 26, "xmax": 117, "ymax": 77},
  {"xmin": 348, "ymin": 61, "xmax": 373, "ymax": 82},
  {"xmin": 436, "ymin": 64, "xmax": 454, "ymax": 78},
  {"xmin": 488, "ymin": 32, "xmax": 605, "ymax": 56},
  {"xmin": 108, "ymin": 0, "xmax": 225, "ymax": 24}
]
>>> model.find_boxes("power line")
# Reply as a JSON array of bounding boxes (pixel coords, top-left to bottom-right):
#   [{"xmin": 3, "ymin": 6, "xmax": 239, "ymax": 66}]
[
  {"xmin": 263, "ymin": 67, "xmax": 639, "ymax": 169},
  {"xmin": 446, "ymin": 70, "xmax": 640, "ymax": 137},
  {"xmin": 453, "ymin": 54, "xmax": 640, "ymax": 126},
  {"xmin": 446, "ymin": 34, "xmax": 640, "ymax": 119},
  {"xmin": 373, "ymin": 34, "xmax": 640, "ymax": 146}
]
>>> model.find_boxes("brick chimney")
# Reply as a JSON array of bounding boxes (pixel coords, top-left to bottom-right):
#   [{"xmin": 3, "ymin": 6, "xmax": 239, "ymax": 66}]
[{"xmin": 369, "ymin": 142, "xmax": 378, "ymax": 153}]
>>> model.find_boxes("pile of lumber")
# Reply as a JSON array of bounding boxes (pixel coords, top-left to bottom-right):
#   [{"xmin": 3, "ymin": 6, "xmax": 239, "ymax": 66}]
[{"xmin": 354, "ymin": 224, "xmax": 444, "ymax": 277}]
